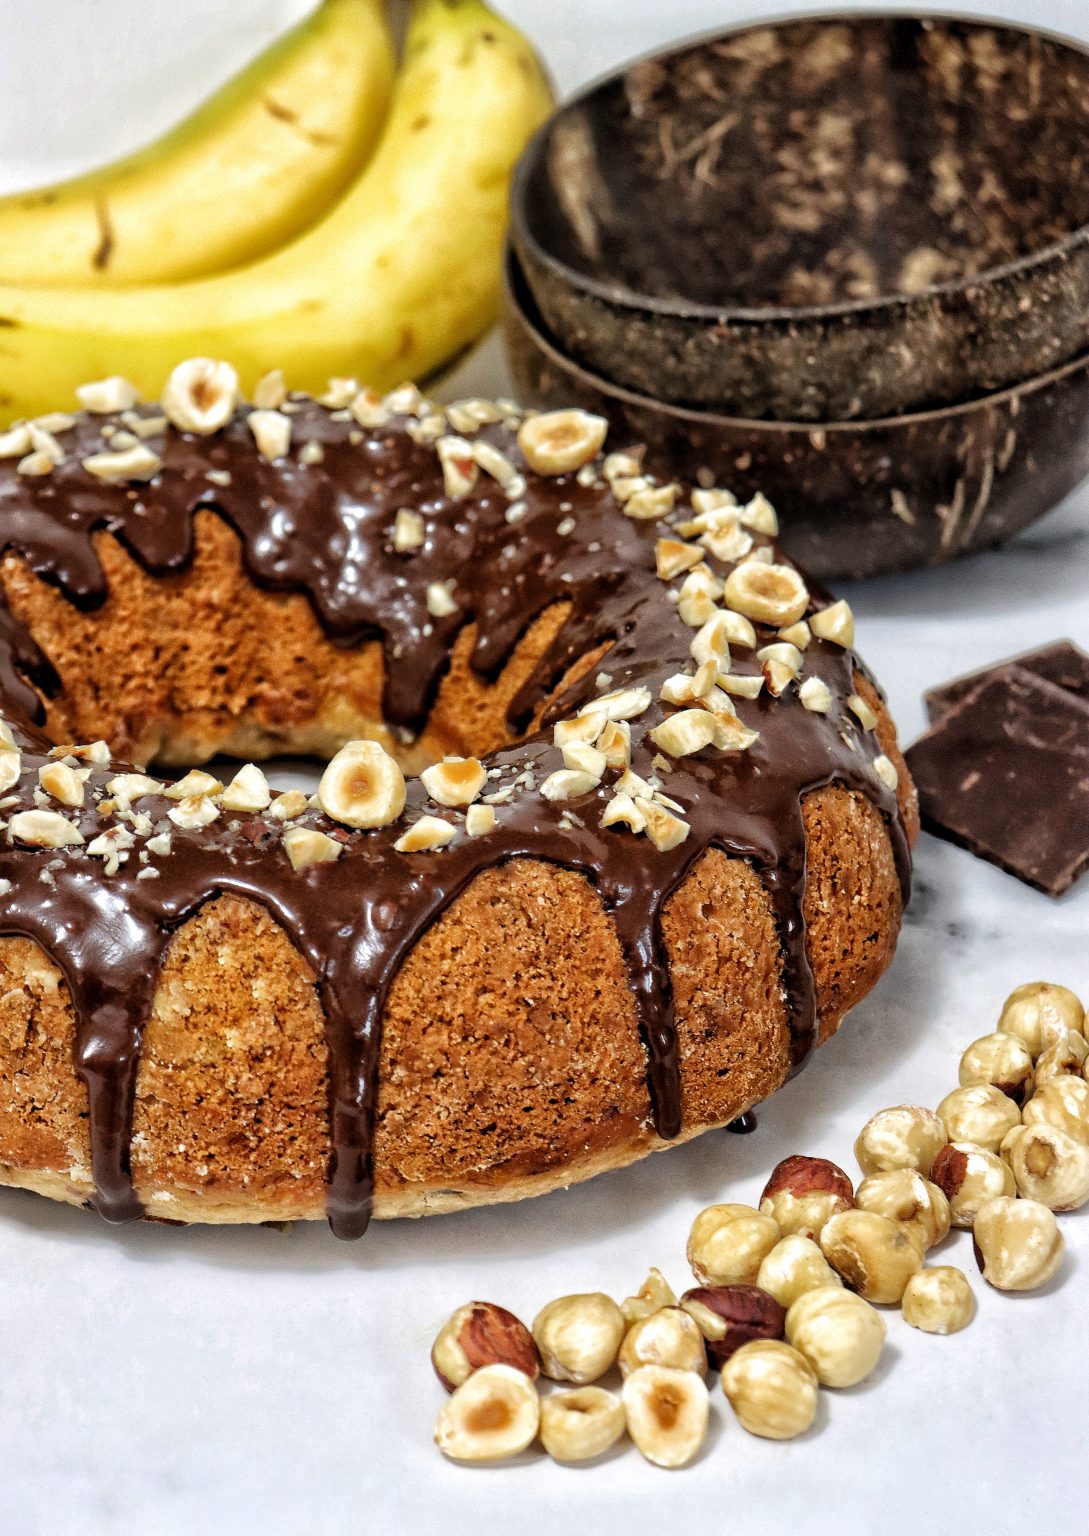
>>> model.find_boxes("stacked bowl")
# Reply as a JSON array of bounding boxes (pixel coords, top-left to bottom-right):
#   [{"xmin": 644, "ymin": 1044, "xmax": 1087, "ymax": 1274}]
[{"xmin": 505, "ymin": 12, "xmax": 1089, "ymax": 578}]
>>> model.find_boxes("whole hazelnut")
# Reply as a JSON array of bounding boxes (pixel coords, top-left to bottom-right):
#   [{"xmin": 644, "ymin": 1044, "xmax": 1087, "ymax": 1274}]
[
  {"xmin": 973, "ymin": 1195, "xmax": 1064, "ymax": 1292},
  {"xmin": 930, "ymin": 1141, "xmax": 1015, "ymax": 1227},
  {"xmin": 1000, "ymin": 1122, "xmax": 1089, "ymax": 1211},
  {"xmin": 785, "ymin": 1288, "xmax": 886, "ymax": 1388},
  {"xmin": 755, "ymin": 1235, "xmax": 842, "ymax": 1309},
  {"xmin": 937, "ymin": 1084, "xmax": 1021, "ymax": 1152},
  {"xmin": 901, "ymin": 1267, "xmax": 975, "ymax": 1335},
  {"xmin": 819, "ymin": 1209, "xmax": 922, "ymax": 1303},
  {"xmin": 855, "ymin": 1169, "xmax": 951, "ymax": 1253},
  {"xmin": 687, "ymin": 1203, "xmax": 781, "ymax": 1286},
  {"xmin": 618, "ymin": 1306, "xmax": 707, "ymax": 1378},
  {"xmin": 720, "ymin": 1340, "xmax": 818, "ymax": 1440},
  {"xmin": 854, "ymin": 1105, "xmax": 946, "ymax": 1177},
  {"xmin": 758, "ymin": 1154, "xmax": 854, "ymax": 1240},
  {"xmin": 998, "ymin": 981, "xmax": 1085, "ymax": 1058},
  {"xmin": 679, "ymin": 1284, "xmax": 785, "ymax": 1365},
  {"xmin": 958, "ymin": 1031, "xmax": 1034, "ymax": 1105},
  {"xmin": 532, "ymin": 1293, "xmax": 625, "ymax": 1384},
  {"xmin": 1022, "ymin": 1075, "xmax": 1089, "ymax": 1145},
  {"xmin": 1034, "ymin": 1031, "xmax": 1089, "ymax": 1086},
  {"xmin": 431, "ymin": 1301, "xmax": 540, "ymax": 1392}
]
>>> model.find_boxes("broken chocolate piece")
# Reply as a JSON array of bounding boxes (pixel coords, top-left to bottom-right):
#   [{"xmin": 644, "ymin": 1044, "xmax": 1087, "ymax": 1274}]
[
  {"xmin": 906, "ymin": 665, "xmax": 1089, "ymax": 897},
  {"xmin": 925, "ymin": 640, "xmax": 1089, "ymax": 723}
]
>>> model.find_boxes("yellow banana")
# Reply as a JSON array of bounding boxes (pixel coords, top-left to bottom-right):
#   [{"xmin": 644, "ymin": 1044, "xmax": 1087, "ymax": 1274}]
[
  {"xmin": 0, "ymin": 0, "xmax": 395, "ymax": 286},
  {"xmin": 0, "ymin": 0, "xmax": 552, "ymax": 422}
]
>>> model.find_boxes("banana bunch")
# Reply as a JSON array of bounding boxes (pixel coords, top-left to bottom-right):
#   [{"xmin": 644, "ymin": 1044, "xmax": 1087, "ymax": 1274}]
[
  {"xmin": 0, "ymin": 0, "xmax": 396, "ymax": 285},
  {"xmin": 0, "ymin": 0, "xmax": 553, "ymax": 422}
]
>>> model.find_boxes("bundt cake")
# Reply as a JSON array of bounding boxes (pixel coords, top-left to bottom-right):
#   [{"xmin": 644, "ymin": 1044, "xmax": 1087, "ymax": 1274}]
[{"xmin": 0, "ymin": 364, "xmax": 916, "ymax": 1238}]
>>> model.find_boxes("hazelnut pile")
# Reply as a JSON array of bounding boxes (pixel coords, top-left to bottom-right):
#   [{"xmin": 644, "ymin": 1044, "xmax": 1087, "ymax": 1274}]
[{"xmin": 430, "ymin": 979, "xmax": 1087, "ymax": 1467}]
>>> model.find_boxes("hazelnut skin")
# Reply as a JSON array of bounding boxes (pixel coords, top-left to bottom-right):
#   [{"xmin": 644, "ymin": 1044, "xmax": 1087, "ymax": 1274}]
[
  {"xmin": 758, "ymin": 1154, "xmax": 855, "ymax": 1240},
  {"xmin": 679, "ymin": 1284, "xmax": 786, "ymax": 1365},
  {"xmin": 431, "ymin": 1301, "xmax": 539, "ymax": 1393}
]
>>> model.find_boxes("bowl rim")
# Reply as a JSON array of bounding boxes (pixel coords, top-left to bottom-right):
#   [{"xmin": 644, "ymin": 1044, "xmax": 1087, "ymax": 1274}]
[
  {"xmin": 505, "ymin": 249, "xmax": 1089, "ymax": 431},
  {"xmin": 511, "ymin": 7, "xmax": 1089, "ymax": 330}
]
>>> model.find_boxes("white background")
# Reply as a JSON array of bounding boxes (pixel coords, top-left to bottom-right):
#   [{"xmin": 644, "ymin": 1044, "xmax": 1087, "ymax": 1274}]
[{"xmin": 1, "ymin": 4, "xmax": 1087, "ymax": 1533}]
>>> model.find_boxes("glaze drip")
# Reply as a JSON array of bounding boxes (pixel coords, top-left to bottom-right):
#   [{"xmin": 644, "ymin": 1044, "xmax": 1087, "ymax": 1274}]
[{"xmin": 0, "ymin": 399, "xmax": 910, "ymax": 1236}]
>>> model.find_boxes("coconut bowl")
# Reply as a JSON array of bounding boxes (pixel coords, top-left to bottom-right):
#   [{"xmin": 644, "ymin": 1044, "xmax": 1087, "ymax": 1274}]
[
  {"xmin": 511, "ymin": 11, "xmax": 1089, "ymax": 423},
  {"xmin": 504, "ymin": 253, "xmax": 1089, "ymax": 580}
]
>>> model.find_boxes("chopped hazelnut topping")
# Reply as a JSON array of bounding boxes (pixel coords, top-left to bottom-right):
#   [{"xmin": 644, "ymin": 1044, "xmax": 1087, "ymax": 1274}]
[
  {"xmin": 650, "ymin": 709, "xmax": 718, "ymax": 758},
  {"xmin": 395, "ymin": 815, "xmax": 456, "ymax": 853},
  {"xmin": 283, "ymin": 826, "xmax": 343, "ymax": 870},
  {"xmin": 220, "ymin": 763, "xmax": 272, "ymax": 814},
  {"xmin": 9, "ymin": 809, "xmax": 84, "ymax": 848},
  {"xmin": 810, "ymin": 600, "xmax": 855, "ymax": 648},
  {"xmin": 708, "ymin": 712, "xmax": 760, "ymax": 752},
  {"xmin": 465, "ymin": 804, "xmax": 496, "ymax": 837},
  {"xmin": 248, "ymin": 409, "xmax": 292, "ymax": 461},
  {"xmin": 268, "ymin": 789, "xmax": 309, "ymax": 822},
  {"xmin": 167, "ymin": 795, "xmax": 221, "ymax": 831},
  {"xmin": 873, "ymin": 754, "xmax": 899, "ymax": 791},
  {"xmin": 426, "ymin": 581, "xmax": 458, "ymax": 619},
  {"xmin": 76, "ymin": 376, "xmax": 140, "ymax": 414},
  {"xmin": 51, "ymin": 740, "xmax": 110, "ymax": 765},
  {"xmin": 596, "ymin": 719, "xmax": 631, "ymax": 770},
  {"xmin": 739, "ymin": 492, "xmax": 779, "ymax": 535},
  {"xmin": 298, "ymin": 439, "xmax": 324, "ymax": 466},
  {"xmin": 106, "ymin": 773, "xmax": 164, "ymax": 807},
  {"xmin": 350, "ymin": 388, "xmax": 389, "ymax": 428},
  {"xmin": 436, "ymin": 436, "xmax": 478, "ymax": 498},
  {"xmin": 603, "ymin": 451, "xmax": 641, "ymax": 482},
  {"xmin": 691, "ymin": 487, "xmax": 738, "ymax": 516},
  {"xmin": 779, "ymin": 621, "xmax": 811, "ymax": 650},
  {"xmin": 601, "ymin": 793, "xmax": 647, "ymax": 833},
  {"xmin": 0, "ymin": 424, "xmax": 32, "ymax": 459},
  {"xmin": 38, "ymin": 762, "xmax": 84, "ymax": 808},
  {"xmin": 622, "ymin": 484, "xmax": 678, "ymax": 521},
  {"xmin": 164, "ymin": 770, "xmax": 222, "ymax": 801},
  {"xmin": 656, "ymin": 538, "xmax": 704, "ymax": 581},
  {"xmin": 82, "ymin": 443, "xmax": 162, "ymax": 483},
  {"xmin": 421, "ymin": 756, "xmax": 487, "ymax": 807},
  {"xmin": 318, "ymin": 378, "xmax": 359, "ymax": 409},
  {"xmin": 635, "ymin": 797, "xmax": 690, "ymax": 850},
  {"xmin": 392, "ymin": 509, "xmax": 426, "ymax": 553},
  {"xmin": 799, "ymin": 677, "xmax": 833, "ymax": 713},
  {"xmin": 700, "ymin": 521, "xmax": 754, "ymax": 565},
  {"xmin": 541, "ymin": 768, "xmax": 599, "ymax": 802},
  {"xmin": 718, "ymin": 672, "xmax": 765, "ymax": 700},
  {"xmin": 17, "ymin": 451, "xmax": 57, "ymax": 477},
  {"xmin": 471, "ymin": 440, "xmax": 520, "ymax": 489},
  {"xmin": 86, "ymin": 825, "xmax": 135, "ymax": 875},
  {"xmin": 677, "ymin": 569, "xmax": 725, "ymax": 628},
  {"xmin": 848, "ymin": 694, "xmax": 879, "ymax": 731},
  {"xmin": 561, "ymin": 741, "xmax": 606, "ymax": 779},
  {"xmin": 0, "ymin": 749, "xmax": 21, "ymax": 794},
  {"xmin": 251, "ymin": 370, "xmax": 287, "ymax": 410}
]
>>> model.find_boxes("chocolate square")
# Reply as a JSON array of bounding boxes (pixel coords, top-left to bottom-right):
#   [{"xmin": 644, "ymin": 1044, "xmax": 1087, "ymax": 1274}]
[
  {"xmin": 925, "ymin": 639, "xmax": 1089, "ymax": 723},
  {"xmin": 906, "ymin": 665, "xmax": 1089, "ymax": 897}
]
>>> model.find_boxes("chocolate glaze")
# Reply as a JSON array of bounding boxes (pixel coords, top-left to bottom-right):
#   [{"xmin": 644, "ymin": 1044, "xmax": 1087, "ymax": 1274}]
[{"xmin": 0, "ymin": 399, "xmax": 910, "ymax": 1236}]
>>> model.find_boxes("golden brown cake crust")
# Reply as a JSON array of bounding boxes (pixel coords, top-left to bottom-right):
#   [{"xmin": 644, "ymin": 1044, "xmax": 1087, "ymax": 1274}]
[{"xmin": 0, "ymin": 388, "xmax": 914, "ymax": 1232}]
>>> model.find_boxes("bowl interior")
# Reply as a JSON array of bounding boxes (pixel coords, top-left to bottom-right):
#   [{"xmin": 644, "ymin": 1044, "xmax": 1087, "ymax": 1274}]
[{"xmin": 521, "ymin": 13, "xmax": 1089, "ymax": 313}]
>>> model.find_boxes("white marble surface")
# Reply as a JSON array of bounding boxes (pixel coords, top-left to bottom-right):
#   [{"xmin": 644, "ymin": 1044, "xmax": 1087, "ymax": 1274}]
[{"xmin": 0, "ymin": 3, "xmax": 1087, "ymax": 1534}]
